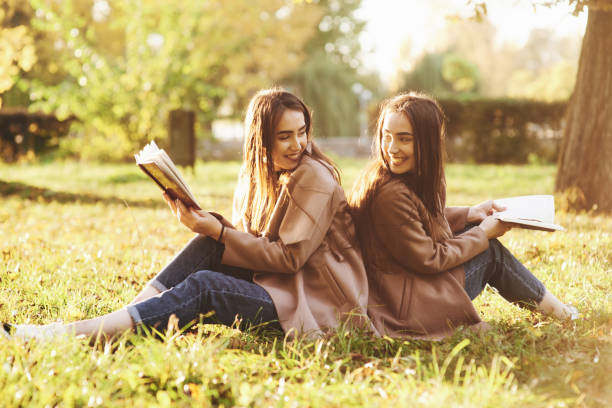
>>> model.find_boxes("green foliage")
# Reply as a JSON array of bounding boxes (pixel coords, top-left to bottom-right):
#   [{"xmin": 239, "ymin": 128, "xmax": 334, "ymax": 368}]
[
  {"xmin": 508, "ymin": 62, "xmax": 577, "ymax": 101},
  {"xmin": 25, "ymin": 0, "xmax": 321, "ymax": 160},
  {"xmin": 301, "ymin": 0, "xmax": 364, "ymax": 63},
  {"xmin": 400, "ymin": 50, "xmax": 481, "ymax": 97},
  {"xmin": 438, "ymin": 98, "xmax": 567, "ymax": 163},
  {"xmin": 286, "ymin": 0, "xmax": 380, "ymax": 138},
  {"xmin": 402, "ymin": 52, "xmax": 447, "ymax": 95},
  {"xmin": 292, "ymin": 51, "xmax": 361, "ymax": 137},
  {"xmin": 1, "ymin": 159, "xmax": 610, "ymax": 406},
  {"xmin": 0, "ymin": 1, "xmax": 37, "ymax": 107},
  {"xmin": 0, "ymin": 110, "xmax": 73, "ymax": 162},
  {"xmin": 442, "ymin": 53, "xmax": 480, "ymax": 93}
]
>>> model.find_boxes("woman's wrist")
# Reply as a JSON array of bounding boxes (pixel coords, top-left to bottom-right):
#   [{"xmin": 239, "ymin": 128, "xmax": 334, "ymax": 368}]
[
  {"xmin": 466, "ymin": 206, "xmax": 477, "ymax": 223},
  {"xmin": 207, "ymin": 220, "xmax": 223, "ymax": 240},
  {"xmin": 217, "ymin": 224, "xmax": 226, "ymax": 242}
]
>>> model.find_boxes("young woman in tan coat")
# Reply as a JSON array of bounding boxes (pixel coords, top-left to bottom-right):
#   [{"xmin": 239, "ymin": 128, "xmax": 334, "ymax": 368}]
[
  {"xmin": 3, "ymin": 89, "xmax": 371, "ymax": 341},
  {"xmin": 349, "ymin": 92, "xmax": 577, "ymax": 339}
]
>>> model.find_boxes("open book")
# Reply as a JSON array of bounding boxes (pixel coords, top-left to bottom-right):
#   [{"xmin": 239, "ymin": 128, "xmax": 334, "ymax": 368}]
[
  {"xmin": 135, "ymin": 141, "xmax": 201, "ymax": 210},
  {"xmin": 493, "ymin": 195, "xmax": 564, "ymax": 232}
]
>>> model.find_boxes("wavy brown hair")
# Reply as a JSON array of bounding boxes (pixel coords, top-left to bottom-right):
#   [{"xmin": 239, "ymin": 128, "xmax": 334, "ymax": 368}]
[
  {"xmin": 349, "ymin": 92, "xmax": 447, "ymax": 275},
  {"xmin": 234, "ymin": 87, "xmax": 340, "ymax": 234}
]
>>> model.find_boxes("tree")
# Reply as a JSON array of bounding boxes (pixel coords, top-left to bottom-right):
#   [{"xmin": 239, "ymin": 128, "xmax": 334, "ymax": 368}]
[
  {"xmin": 291, "ymin": 51, "xmax": 361, "ymax": 138},
  {"xmin": 26, "ymin": 0, "xmax": 321, "ymax": 160},
  {"xmin": 468, "ymin": 0, "xmax": 612, "ymax": 212},
  {"xmin": 554, "ymin": 1, "xmax": 612, "ymax": 212},
  {"xmin": 427, "ymin": 16, "xmax": 581, "ymax": 99},
  {"xmin": 400, "ymin": 50, "xmax": 480, "ymax": 97},
  {"xmin": 506, "ymin": 29, "xmax": 579, "ymax": 101},
  {"xmin": 0, "ymin": 0, "xmax": 37, "ymax": 108},
  {"xmin": 286, "ymin": 0, "xmax": 379, "ymax": 138}
]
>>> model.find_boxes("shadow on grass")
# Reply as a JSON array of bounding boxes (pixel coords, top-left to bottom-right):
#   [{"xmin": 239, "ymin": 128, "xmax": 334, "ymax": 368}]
[{"xmin": 1, "ymin": 179, "xmax": 166, "ymax": 208}]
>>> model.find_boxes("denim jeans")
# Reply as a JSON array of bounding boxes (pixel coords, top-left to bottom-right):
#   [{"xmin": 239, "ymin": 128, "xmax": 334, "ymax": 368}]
[
  {"xmin": 463, "ymin": 233, "xmax": 546, "ymax": 307},
  {"xmin": 126, "ymin": 235, "xmax": 282, "ymax": 333}
]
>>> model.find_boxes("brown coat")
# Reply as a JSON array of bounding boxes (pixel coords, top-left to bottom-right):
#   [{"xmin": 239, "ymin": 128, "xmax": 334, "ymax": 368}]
[
  {"xmin": 367, "ymin": 178, "xmax": 489, "ymax": 339},
  {"xmin": 219, "ymin": 155, "xmax": 372, "ymax": 337}
]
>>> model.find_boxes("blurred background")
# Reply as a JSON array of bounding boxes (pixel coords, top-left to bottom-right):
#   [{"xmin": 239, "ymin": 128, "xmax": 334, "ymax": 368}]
[{"xmin": 0, "ymin": 0, "xmax": 588, "ymax": 163}]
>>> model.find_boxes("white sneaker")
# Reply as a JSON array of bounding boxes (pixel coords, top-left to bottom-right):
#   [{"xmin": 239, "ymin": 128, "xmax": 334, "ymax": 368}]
[
  {"xmin": 11, "ymin": 323, "xmax": 67, "ymax": 341},
  {"xmin": 565, "ymin": 304, "xmax": 580, "ymax": 321}
]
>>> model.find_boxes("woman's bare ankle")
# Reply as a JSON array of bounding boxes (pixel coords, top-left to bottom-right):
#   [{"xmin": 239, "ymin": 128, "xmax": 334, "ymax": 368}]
[
  {"xmin": 536, "ymin": 290, "xmax": 579, "ymax": 320},
  {"xmin": 129, "ymin": 285, "xmax": 161, "ymax": 305}
]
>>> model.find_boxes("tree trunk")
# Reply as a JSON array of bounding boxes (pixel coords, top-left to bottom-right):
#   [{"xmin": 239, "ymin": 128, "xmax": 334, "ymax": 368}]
[
  {"xmin": 555, "ymin": 8, "xmax": 612, "ymax": 212},
  {"xmin": 168, "ymin": 109, "xmax": 196, "ymax": 168}
]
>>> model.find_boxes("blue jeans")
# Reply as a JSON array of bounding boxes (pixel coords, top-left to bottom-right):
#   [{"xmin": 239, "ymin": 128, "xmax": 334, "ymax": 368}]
[
  {"xmin": 463, "ymin": 234, "xmax": 546, "ymax": 307},
  {"xmin": 126, "ymin": 235, "xmax": 282, "ymax": 333}
]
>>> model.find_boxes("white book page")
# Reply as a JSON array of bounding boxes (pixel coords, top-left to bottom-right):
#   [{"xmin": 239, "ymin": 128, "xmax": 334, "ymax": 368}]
[
  {"xmin": 157, "ymin": 150, "xmax": 193, "ymax": 196},
  {"xmin": 135, "ymin": 141, "xmax": 200, "ymax": 208},
  {"xmin": 134, "ymin": 140, "xmax": 161, "ymax": 162},
  {"xmin": 494, "ymin": 195, "xmax": 554, "ymax": 224}
]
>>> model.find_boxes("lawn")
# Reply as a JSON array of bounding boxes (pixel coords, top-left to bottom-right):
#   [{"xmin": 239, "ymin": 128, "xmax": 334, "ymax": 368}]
[{"xmin": 0, "ymin": 159, "xmax": 610, "ymax": 407}]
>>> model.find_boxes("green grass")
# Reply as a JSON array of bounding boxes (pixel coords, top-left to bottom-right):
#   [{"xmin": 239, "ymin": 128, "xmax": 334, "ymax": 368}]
[{"xmin": 0, "ymin": 159, "xmax": 610, "ymax": 407}]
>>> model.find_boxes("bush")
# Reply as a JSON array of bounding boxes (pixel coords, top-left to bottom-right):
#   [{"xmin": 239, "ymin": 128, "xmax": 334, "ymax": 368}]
[
  {"xmin": 0, "ymin": 108, "xmax": 73, "ymax": 162},
  {"xmin": 439, "ymin": 98, "xmax": 567, "ymax": 163}
]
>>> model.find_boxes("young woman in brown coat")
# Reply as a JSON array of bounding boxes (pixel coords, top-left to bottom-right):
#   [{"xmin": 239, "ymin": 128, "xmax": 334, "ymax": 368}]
[
  {"xmin": 349, "ymin": 92, "xmax": 577, "ymax": 339},
  {"xmin": 3, "ymin": 88, "xmax": 372, "ymax": 341}
]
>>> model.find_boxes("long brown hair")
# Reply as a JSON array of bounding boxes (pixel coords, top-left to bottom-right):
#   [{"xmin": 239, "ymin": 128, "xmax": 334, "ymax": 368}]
[
  {"xmin": 349, "ymin": 92, "xmax": 447, "ymax": 274},
  {"xmin": 234, "ymin": 87, "xmax": 340, "ymax": 234}
]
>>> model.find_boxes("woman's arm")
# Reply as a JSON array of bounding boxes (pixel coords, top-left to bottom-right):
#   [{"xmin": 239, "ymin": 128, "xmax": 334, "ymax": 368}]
[
  {"xmin": 372, "ymin": 186, "xmax": 489, "ymax": 275},
  {"xmin": 172, "ymin": 161, "xmax": 339, "ymax": 274},
  {"xmin": 221, "ymin": 182, "xmax": 336, "ymax": 273},
  {"xmin": 445, "ymin": 200, "xmax": 507, "ymax": 233},
  {"xmin": 466, "ymin": 200, "xmax": 506, "ymax": 223},
  {"xmin": 444, "ymin": 206, "xmax": 470, "ymax": 233}
]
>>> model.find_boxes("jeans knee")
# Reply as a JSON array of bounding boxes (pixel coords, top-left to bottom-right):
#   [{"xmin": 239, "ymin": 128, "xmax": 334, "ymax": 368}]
[
  {"xmin": 190, "ymin": 235, "xmax": 219, "ymax": 252},
  {"xmin": 489, "ymin": 238, "xmax": 505, "ymax": 259},
  {"xmin": 489, "ymin": 238, "xmax": 502, "ymax": 250},
  {"xmin": 183, "ymin": 270, "xmax": 215, "ymax": 292}
]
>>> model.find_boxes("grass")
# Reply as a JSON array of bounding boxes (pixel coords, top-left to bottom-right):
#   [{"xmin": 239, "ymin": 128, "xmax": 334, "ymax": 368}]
[{"xmin": 0, "ymin": 158, "xmax": 610, "ymax": 407}]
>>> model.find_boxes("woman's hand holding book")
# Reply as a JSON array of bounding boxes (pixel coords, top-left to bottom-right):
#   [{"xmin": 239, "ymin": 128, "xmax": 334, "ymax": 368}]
[
  {"xmin": 467, "ymin": 200, "xmax": 507, "ymax": 223},
  {"xmin": 479, "ymin": 215, "xmax": 513, "ymax": 239},
  {"xmin": 164, "ymin": 192, "xmax": 223, "ymax": 240}
]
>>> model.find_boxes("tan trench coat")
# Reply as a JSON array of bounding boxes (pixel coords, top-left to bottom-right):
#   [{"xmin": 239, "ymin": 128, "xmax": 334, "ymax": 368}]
[
  {"xmin": 218, "ymin": 155, "xmax": 372, "ymax": 337},
  {"xmin": 367, "ymin": 178, "xmax": 489, "ymax": 339}
]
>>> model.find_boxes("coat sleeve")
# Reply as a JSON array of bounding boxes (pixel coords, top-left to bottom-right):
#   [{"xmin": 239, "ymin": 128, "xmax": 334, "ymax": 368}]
[
  {"xmin": 444, "ymin": 207, "xmax": 469, "ymax": 233},
  {"xmin": 209, "ymin": 212, "xmax": 236, "ymax": 229},
  {"xmin": 372, "ymin": 186, "xmax": 489, "ymax": 275},
  {"xmin": 220, "ymin": 163, "xmax": 337, "ymax": 273}
]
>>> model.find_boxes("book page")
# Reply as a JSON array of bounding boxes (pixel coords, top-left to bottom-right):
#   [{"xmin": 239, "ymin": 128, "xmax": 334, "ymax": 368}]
[
  {"xmin": 137, "ymin": 163, "xmax": 199, "ymax": 209},
  {"xmin": 135, "ymin": 141, "xmax": 201, "ymax": 209},
  {"xmin": 492, "ymin": 195, "xmax": 564, "ymax": 231},
  {"xmin": 158, "ymin": 149, "xmax": 194, "ymax": 197},
  {"xmin": 494, "ymin": 195, "xmax": 554, "ymax": 223}
]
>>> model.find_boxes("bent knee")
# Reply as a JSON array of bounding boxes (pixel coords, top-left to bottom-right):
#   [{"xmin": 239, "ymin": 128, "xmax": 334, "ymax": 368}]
[
  {"xmin": 488, "ymin": 238, "xmax": 505, "ymax": 253},
  {"xmin": 489, "ymin": 238, "xmax": 513, "ymax": 263},
  {"xmin": 184, "ymin": 269, "xmax": 223, "ymax": 290}
]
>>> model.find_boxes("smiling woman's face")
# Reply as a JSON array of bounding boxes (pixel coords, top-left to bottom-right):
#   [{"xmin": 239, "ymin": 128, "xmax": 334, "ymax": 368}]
[
  {"xmin": 270, "ymin": 109, "xmax": 308, "ymax": 172},
  {"xmin": 381, "ymin": 111, "xmax": 415, "ymax": 174}
]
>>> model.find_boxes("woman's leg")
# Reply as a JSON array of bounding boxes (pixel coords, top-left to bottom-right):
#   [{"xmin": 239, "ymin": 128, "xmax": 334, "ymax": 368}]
[
  {"xmin": 7, "ymin": 309, "xmax": 134, "ymax": 340},
  {"xmin": 131, "ymin": 234, "xmax": 226, "ymax": 304},
  {"xmin": 67, "ymin": 309, "xmax": 134, "ymax": 337},
  {"xmin": 464, "ymin": 239, "xmax": 576, "ymax": 319},
  {"xmin": 127, "ymin": 270, "xmax": 281, "ymax": 333},
  {"xmin": 8, "ymin": 270, "xmax": 280, "ymax": 340}
]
